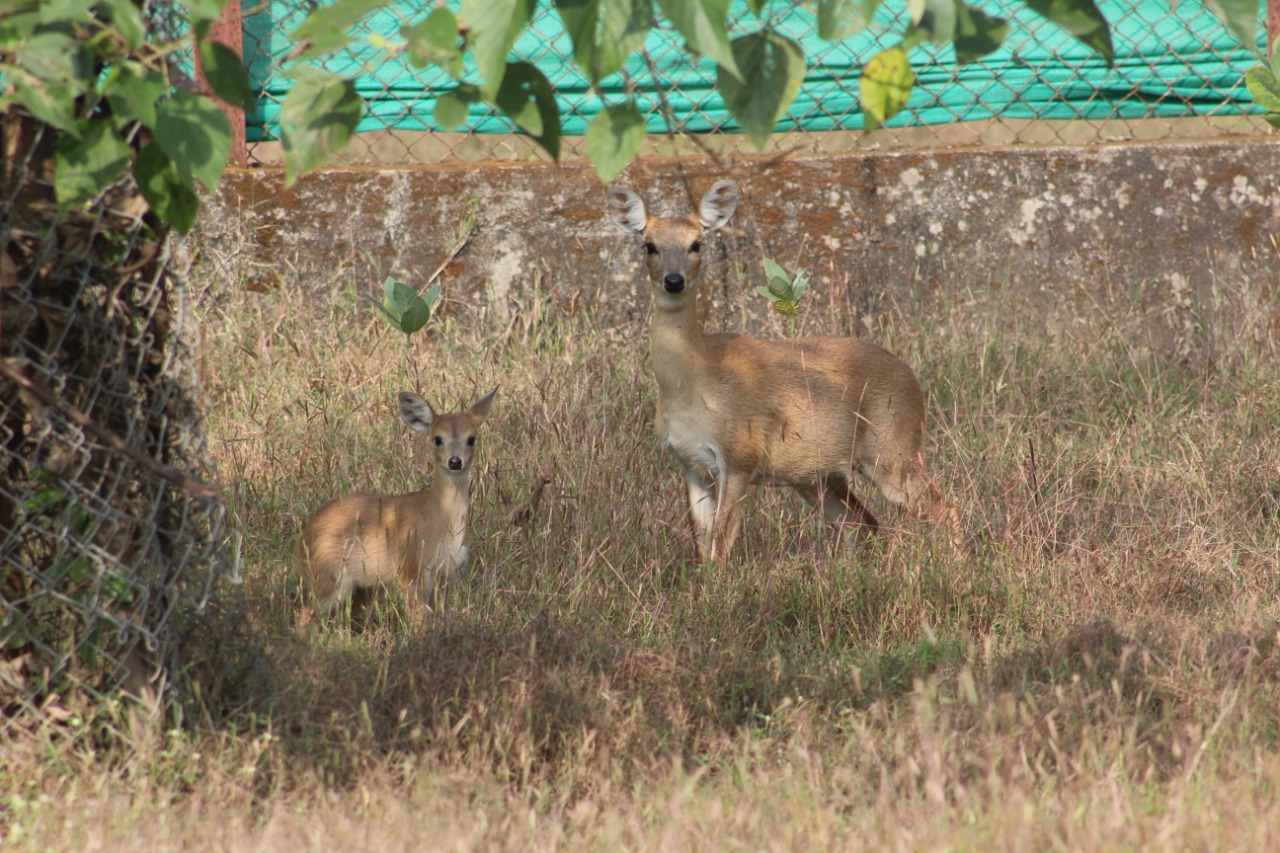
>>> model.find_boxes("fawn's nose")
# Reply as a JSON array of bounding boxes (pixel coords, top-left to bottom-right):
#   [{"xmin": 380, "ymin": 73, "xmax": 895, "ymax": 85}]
[
  {"xmin": 663, "ymin": 273, "xmax": 685, "ymax": 293},
  {"xmin": 447, "ymin": 456, "xmax": 463, "ymax": 471}
]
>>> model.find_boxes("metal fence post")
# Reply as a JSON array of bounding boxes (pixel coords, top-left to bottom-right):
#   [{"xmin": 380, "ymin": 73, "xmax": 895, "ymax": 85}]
[
  {"xmin": 1269, "ymin": 0, "xmax": 1279, "ymax": 54},
  {"xmin": 197, "ymin": 0, "xmax": 247, "ymax": 168}
]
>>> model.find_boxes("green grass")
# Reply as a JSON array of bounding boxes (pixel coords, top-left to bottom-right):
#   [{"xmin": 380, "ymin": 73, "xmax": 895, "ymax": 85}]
[{"xmin": 5, "ymin": 257, "xmax": 1280, "ymax": 849}]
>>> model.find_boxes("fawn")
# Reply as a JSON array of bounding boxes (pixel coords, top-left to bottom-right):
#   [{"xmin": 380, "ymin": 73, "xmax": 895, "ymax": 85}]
[
  {"xmin": 606, "ymin": 180, "xmax": 957, "ymax": 561},
  {"xmin": 296, "ymin": 388, "xmax": 496, "ymax": 628}
]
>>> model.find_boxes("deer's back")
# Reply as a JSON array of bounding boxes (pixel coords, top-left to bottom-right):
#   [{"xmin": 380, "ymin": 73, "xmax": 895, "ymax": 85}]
[
  {"xmin": 297, "ymin": 491, "xmax": 444, "ymax": 588},
  {"xmin": 702, "ymin": 333, "xmax": 928, "ymax": 481}
]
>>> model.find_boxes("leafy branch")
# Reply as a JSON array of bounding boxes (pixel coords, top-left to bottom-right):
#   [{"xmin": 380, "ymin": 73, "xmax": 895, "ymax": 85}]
[{"xmin": 0, "ymin": 0, "xmax": 252, "ymax": 232}]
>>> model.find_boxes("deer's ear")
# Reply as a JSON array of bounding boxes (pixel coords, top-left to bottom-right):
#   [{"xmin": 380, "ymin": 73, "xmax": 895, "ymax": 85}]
[
  {"xmin": 468, "ymin": 387, "xmax": 498, "ymax": 424},
  {"xmin": 699, "ymin": 181, "xmax": 739, "ymax": 231},
  {"xmin": 606, "ymin": 186, "xmax": 648, "ymax": 234},
  {"xmin": 398, "ymin": 393, "xmax": 435, "ymax": 433}
]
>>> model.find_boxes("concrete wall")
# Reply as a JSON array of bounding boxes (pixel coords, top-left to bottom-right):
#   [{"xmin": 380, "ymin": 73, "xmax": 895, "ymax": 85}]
[{"xmin": 194, "ymin": 136, "xmax": 1280, "ymax": 326}]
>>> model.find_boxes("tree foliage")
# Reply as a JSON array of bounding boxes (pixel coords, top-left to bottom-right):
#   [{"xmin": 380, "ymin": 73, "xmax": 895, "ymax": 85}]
[
  {"xmin": 0, "ymin": 0, "xmax": 1264, "ymax": 231},
  {"xmin": 1, "ymin": 0, "xmax": 249, "ymax": 232}
]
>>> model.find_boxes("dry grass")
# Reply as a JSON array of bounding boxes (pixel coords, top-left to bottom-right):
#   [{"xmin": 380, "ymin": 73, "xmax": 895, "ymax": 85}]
[{"xmin": 4, "ymin": 242, "xmax": 1280, "ymax": 850}]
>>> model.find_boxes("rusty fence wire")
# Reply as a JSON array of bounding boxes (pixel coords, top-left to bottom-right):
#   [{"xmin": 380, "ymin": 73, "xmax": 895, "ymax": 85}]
[
  {"xmin": 241, "ymin": 0, "xmax": 1270, "ymax": 166},
  {"xmin": 1, "ymin": 116, "xmax": 245, "ymax": 736}
]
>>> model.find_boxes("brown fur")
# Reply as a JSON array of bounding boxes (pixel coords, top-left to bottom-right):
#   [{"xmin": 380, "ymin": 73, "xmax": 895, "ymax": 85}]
[
  {"xmin": 607, "ymin": 181, "xmax": 956, "ymax": 561},
  {"xmin": 296, "ymin": 389, "xmax": 496, "ymax": 629}
]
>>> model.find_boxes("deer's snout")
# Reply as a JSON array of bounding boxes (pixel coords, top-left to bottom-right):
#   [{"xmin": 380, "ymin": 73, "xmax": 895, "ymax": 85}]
[
  {"xmin": 447, "ymin": 456, "xmax": 464, "ymax": 471},
  {"xmin": 663, "ymin": 273, "xmax": 685, "ymax": 293}
]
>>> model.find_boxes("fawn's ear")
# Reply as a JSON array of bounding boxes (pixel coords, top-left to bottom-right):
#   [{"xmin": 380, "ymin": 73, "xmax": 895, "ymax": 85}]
[
  {"xmin": 606, "ymin": 185, "xmax": 648, "ymax": 235},
  {"xmin": 398, "ymin": 392, "xmax": 436, "ymax": 434},
  {"xmin": 698, "ymin": 180, "xmax": 739, "ymax": 231},
  {"xmin": 468, "ymin": 387, "xmax": 498, "ymax": 425}
]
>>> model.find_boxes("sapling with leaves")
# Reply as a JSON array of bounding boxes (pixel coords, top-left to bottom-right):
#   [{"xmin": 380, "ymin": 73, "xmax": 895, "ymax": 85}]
[
  {"xmin": 756, "ymin": 257, "xmax": 811, "ymax": 319},
  {"xmin": 369, "ymin": 275, "xmax": 440, "ymax": 339}
]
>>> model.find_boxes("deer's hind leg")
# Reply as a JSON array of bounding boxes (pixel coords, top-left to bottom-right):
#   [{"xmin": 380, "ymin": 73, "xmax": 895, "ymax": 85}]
[{"xmin": 794, "ymin": 473, "xmax": 880, "ymax": 548}]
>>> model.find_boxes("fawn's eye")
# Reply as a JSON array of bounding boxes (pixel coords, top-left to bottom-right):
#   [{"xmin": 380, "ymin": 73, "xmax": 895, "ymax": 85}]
[
  {"xmin": 467, "ymin": 436, "xmax": 476, "ymax": 447},
  {"xmin": 689, "ymin": 240, "xmax": 702, "ymax": 254},
  {"xmin": 644, "ymin": 241, "xmax": 658, "ymax": 255},
  {"xmin": 433, "ymin": 437, "xmax": 443, "ymax": 446}
]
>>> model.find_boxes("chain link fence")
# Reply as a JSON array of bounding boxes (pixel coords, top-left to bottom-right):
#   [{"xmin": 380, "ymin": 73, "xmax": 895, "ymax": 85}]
[
  {"xmin": 1, "ymin": 112, "xmax": 243, "ymax": 735},
  {"xmin": 242, "ymin": 0, "xmax": 1269, "ymax": 166}
]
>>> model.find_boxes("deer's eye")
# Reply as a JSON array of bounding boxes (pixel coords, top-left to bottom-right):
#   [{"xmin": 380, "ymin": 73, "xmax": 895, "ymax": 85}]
[
  {"xmin": 434, "ymin": 437, "xmax": 443, "ymax": 447},
  {"xmin": 467, "ymin": 436, "xmax": 476, "ymax": 447},
  {"xmin": 689, "ymin": 240, "xmax": 702, "ymax": 254},
  {"xmin": 644, "ymin": 242, "xmax": 658, "ymax": 256}
]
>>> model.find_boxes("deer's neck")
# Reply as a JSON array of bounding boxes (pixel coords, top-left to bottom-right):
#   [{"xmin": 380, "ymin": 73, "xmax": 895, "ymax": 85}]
[
  {"xmin": 427, "ymin": 474, "xmax": 470, "ymax": 527},
  {"xmin": 649, "ymin": 296, "xmax": 710, "ymax": 400}
]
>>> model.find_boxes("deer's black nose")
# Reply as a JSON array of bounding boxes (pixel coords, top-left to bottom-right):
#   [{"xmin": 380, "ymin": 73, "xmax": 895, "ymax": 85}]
[
  {"xmin": 448, "ymin": 457, "xmax": 463, "ymax": 471},
  {"xmin": 663, "ymin": 274, "xmax": 685, "ymax": 293}
]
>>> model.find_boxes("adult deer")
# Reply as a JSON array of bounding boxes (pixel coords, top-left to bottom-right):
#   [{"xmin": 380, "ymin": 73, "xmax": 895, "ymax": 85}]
[{"xmin": 606, "ymin": 180, "xmax": 956, "ymax": 561}]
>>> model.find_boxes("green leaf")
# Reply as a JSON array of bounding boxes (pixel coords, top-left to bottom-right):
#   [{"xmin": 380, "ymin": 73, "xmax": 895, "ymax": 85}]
[
  {"xmin": 182, "ymin": 0, "xmax": 229, "ymax": 25},
  {"xmin": 1022, "ymin": 0, "xmax": 1113, "ymax": 66},
  {"xmin": 55, "ymin": 117, "xmax": 132, "ymax": 208},
  {"xmin": 198, "ymin": 39, "xmax": 255, "ymax": 111},
  {"xmin": 491, "ymin": 61, "xmax": 561, "ymax": 160},
  {"xmin": 1265, "ymin": 113, "xmax": 1280, "ymax": 130},
  {"xmin": 7, "ymin": 66, "xmax": 81, "ymax": 133},
  {"xmin": 102, "ymin": 572, "xmax": 135, "ymax": 605},
  {"xmin": 656, "ymin": 0, "xmax": 740, "ymax": 81},
  {"xmin": 756, "ymin": 285, "xmax": 781, "ymax": 302},
  {"xmin": 1247, "ymin": 66, "xmax": 1280, "ymax": 113},
  {"xmin": 289, "ymin": 0, "xmax": 383, "ymax": 60},
  {"xmin": 134, "ymin": 143, "xmax": 200, "ymax": 233},
  {"xmin": 422, "ymin": 283, "xmax": 442, "ymax": 313},
  {"xmin": 718, "ymin": 32, "xmax": 805, "ymax": 151},
  {"xmin": 555, "ymin": 0, "xmax": 653, "ymax": 83},
  {"xmin": 908, "ymin": 0, "xmax": 957, "ymax": 44},
  {"xmin": 37, "ymin": 0, "xmax": 96, "ymax": 23},
  {"xmin": 599, "ymin": 0, "xmax": 653, "ymax": 79},
  {"xmin": 953, "ymin": 1, "xmax": 1008, "ymax": 64},
  {"xmin": 791, "ymin": 268, "xmax": 810, "ymax": 299},
  {"xmin": 1202, "ymin": 0, "xmax": 1264, "ymax": 54},
  {"xmin": 816, "ymin": 0, "xmax": 881, "ymax": 41},
  {"xmin": 398, "ymin": 300, "xmax": 432, "ymax": 335},
  {"xmin": 462, "ymin": 0, "xmax": 537, "ymax": 99},
  {"xmin": 278, "ymin": 68, "xmax": 362, "ymax": 187},
  {"xmin": 435, "ymin": 87, "xmax": 481, "ymax": 129},
  {"xmin": 860, "ymin": 46, "xmax": 915, "ymax": 132},
  {"xmin": 763, "ymin": 257, "xmax": 788, "ymax": 285},
  {"xmin": 368, "ymin": 297, "xmax": 404, "ymax": 329},
  {"xmin": 9, "ymin": 25, "xmax": 93, "ymax": 130},
  {"xmin": 155, "ymin": 89, "xmax": 231, "ymax": 192},
  {"xmin": 0, "ymin": 8, "xmax": 40, "ymax": 51},
  {"xmin": 76, "ymin": 626, "xmax": 101, "ymax": 666},
  {"xmin": 98, "ymin": 0, "xmax": 147, "ymax": 49},
  {"xmin": 584, "ymin": 102, "xmax": 645, "ymax": 183},
  {"xmin": 104, "ymin": 63, "xmax": 167, "ymax": 129},
  {"xmin": 402, "ymin": 7, "xmax": 464, "ymax": 76}
]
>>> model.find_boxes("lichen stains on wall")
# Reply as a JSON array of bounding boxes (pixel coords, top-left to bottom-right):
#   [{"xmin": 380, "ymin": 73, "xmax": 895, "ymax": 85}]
[{"xmin": 194, "ymin": 138, "xmax": 1279, "ymax": 322}]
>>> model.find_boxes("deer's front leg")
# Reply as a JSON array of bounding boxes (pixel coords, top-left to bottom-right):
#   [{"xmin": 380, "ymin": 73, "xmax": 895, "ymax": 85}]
[{"xmin": 684, "ymin": 468, "xmax": 717, "ymax": 562}]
